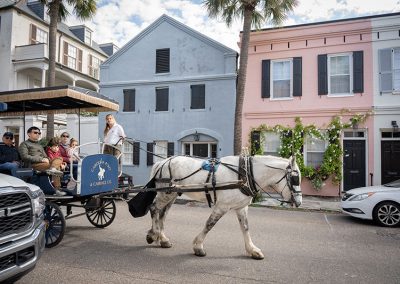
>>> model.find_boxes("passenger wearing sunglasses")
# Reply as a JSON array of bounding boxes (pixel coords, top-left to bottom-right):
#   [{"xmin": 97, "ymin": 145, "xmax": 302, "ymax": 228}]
[
  {"xmin": 59, "ymin": 131, "xmax": 71, "ymax": 164},
  {"xmin": 0, "ymin": 132, "xmax": 21, "ymax": 176},
  {"xmin": 19, "ymin": 126, "xmax": 65, "ymax": 196}
]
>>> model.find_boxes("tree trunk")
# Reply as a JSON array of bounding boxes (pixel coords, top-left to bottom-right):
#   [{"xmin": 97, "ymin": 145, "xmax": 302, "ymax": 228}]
[
  {"xmin": 233, "ymin": 8, "xmax": 253, "ymax": 155},
  {"xmin": 46, "ymin": 0, "xmax": 60, "ymax": 139}
]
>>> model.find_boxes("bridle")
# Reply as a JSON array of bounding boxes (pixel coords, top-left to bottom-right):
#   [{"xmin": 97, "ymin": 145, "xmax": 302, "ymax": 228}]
[{"xmin": 263, "ymin": 162, "xmax": 302, "ymax": 205}]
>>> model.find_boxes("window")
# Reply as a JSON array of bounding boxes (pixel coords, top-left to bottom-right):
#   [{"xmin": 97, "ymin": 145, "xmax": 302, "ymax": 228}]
[
  {"xmin": 156, "ymin": 48, "xmax": 170, "ymax": 73},
  {"xmin": 263, "ymin": 132, "xmax": 281, "ymax": 156},
  {"xmin": 123, "ymin": 89, "xmax": 135, "ymax": 112},
  {"xmin": 318, "ymin": 51, "xmax": 363, "ymax": 95},
  {"xmin": 328, "ymin": 54, "xmax": 352, "ymax": 95},
  {"xmin": 122, "ymin": 141, "xmax": 140, "ymax": 165},
  {"xmin": 155, "ymin": 87, "xmax": 169, "ymax": 111},
  {"xmin": 85, "ymin": 30, "xmax": 92, "ymax": 45},
  {"xmin": 183, "ymin": 143, "xmax": 217, "ymax": 158},
  {"xmin": 261, "ymin": 57, "xmax": 302, "ymax": 98},
  {"xmin": 271, "ymin": 59, "xmax": 292, "ymax": 98},
  {"xmin": 154, "ymin": 141, "xmax": 168, "ymax": 163},
  {"xmin": 30, "ymin": 24, "xmax": 48, "ymax": 44},
  {"xmin": 379, "ymin": 47, "xmax": 400, "ymax": 93},
  {"xmin": 190, "ymin": 84, "xmax": 205, "ymax": 109},
  {"xmin": 123, "ymin": 143, "xmax": 133, "ymax": 165},
  {"xmin": 305, "ymin": 134, "xmax": 327, "ymax": 168},
  {"xmin": 63, "ymin": 42, "xmax": 82, "ymax": 71},
  {"xmin": 88, "ymin": 55, "xmax": 101, "ymax": 79}
]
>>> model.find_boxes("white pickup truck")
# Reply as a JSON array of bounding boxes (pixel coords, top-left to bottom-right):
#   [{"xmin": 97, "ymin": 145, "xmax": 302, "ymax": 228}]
[{"xmin": 0, "ymin": 173, "xmax": 46, "ymax": 283}]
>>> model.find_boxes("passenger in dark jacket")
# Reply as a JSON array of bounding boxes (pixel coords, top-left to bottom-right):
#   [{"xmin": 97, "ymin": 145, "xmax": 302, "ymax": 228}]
[{"xmin": 0, "ymin": 132, "xmax": 20, "ymax": 176}]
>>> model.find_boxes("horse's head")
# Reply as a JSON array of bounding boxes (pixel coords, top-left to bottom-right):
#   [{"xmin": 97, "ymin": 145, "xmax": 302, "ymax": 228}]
[{"xmin": 255, "ymin": 155, "xmax": 302, "ymax": 208}]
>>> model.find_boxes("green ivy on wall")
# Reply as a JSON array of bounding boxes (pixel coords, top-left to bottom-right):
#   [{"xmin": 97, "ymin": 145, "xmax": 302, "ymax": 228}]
[{"xmin": 249, "ymin": 110, "xmax": 371, "ymax": 190}]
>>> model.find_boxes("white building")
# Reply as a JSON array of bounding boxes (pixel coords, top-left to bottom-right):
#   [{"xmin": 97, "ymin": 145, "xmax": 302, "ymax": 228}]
[
  {"xmin": 0, "ymin": 0, "xmax": 117, "ymax": 144},
  {"xmin": 371, "ymin": 13, "xmax": 400, "ymax": 185}
]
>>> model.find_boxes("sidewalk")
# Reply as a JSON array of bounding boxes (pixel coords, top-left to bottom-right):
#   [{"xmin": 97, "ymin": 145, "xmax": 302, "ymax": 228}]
[{"xmin": 257, "ymin": 193, "xmax": 342, "ymax": 212}]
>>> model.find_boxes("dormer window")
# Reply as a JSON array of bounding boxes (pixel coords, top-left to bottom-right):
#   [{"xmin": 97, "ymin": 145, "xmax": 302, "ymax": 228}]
[{"xmin": 85, "ymin": 30, "xmax": 92, "ymax": 45}]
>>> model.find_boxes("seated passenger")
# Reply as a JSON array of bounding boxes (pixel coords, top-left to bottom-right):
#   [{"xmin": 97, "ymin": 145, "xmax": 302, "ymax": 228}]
[
  {"xmin": 59, "ymin": 131, "xmax": 71, "ymax": 164},
  {"xmin": 0, "ymin": 132, "xmax": 21, "ymax": 176},
  {"xmin": 67, "ymin": 138, "xmax": 80, "ymax": 163},
  {"xmin": 19, "ymin": 127, "xmax": 65, "ymax": 196},
  {"xmin": 46, "ymin": 138, "xmax": 67, "ymax": 171}
]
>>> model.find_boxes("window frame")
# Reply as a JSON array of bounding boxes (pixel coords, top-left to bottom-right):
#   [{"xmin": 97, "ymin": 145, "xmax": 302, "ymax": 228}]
[
  {"xmin": 304, "ymin": 133, "xmax": 328, "ymax": 168},
  {"xmin": 327, "ymin": 53, "xmax": 353, "ymax": 96},
  {"xmin": 88, "ymin": 55, "xmax": 101, "ymax": 79},
  {"xmin": 123, "ymin": 89, "xmax": 136, "ymax": 112},
  {"xmin": 155, "ymin": 87, "xmax": 169, "ymax": 112},
  {"xmin": 263, "ymin": 132, "xmax": 281, "ymax": 156},
  {"xmin": 30, "ymin": 24, "xmax": 48, "ymax": 44},
  {"xmin": 156, "ymin": 48, "xmax": 170, "ymax": 74},
  {"xmin": 122, "ymin": 142, "xmax": 133, "ymax": 165},
  {"xmin": 182, "ymin": 142, "xmax": 217, "ymax": 158},
  {"xmin": 190, "ymin": 84, "xmax": 205, "ymax": 110},
  {"xmin": 270, "ymin": 58, "xmax": 293, "ymax": 100}
]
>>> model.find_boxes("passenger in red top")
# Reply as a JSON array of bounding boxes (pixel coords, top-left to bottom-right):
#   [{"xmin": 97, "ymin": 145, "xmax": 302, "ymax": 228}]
[{"xmin": 46, "ymin": 138, "xmax": 67, "ymax": 171}]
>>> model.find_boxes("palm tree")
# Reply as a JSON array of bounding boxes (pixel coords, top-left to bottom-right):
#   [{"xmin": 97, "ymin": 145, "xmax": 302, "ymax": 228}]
[
  {"xmin": 203, "ymin": 0, "xmax": 298, "ymax": 154},
  {"xmin": 40, "ymin": 0, "xmax": 97, "ymax": 138}
]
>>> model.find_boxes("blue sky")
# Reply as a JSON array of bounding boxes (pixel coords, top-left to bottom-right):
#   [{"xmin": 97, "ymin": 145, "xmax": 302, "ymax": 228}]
[{"xmin": 67, "ymin": 0, "xmax": 400, "ymax": 51}]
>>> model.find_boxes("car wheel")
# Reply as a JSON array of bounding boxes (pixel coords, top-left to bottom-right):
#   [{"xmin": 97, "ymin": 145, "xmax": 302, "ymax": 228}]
[{"xmin": 373, "ymin": 201, "xmax": 400, "ymax": 227}]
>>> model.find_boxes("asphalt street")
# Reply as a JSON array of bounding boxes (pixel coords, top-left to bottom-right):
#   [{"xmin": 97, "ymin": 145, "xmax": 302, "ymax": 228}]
[{"xmin": 18, "ymin": 201, "xmax": 400, "ymax": 284}]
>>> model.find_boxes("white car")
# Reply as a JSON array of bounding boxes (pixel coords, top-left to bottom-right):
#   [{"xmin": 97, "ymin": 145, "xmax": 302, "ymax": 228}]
[{"xmin": 341, "ymin": 179, "xmax": 400, "ymax": 227}]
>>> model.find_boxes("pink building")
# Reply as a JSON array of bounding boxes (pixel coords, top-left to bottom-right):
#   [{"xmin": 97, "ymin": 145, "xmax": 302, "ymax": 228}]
[{"xmin": 242, "ymin": 14, "xmax": 400, "ymax": 197}]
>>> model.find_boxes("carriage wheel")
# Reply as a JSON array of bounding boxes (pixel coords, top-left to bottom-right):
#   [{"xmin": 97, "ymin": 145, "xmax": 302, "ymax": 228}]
[
  {"xmin": 86, "ymin": 199, "xmax": 116, "ymax": 228},
  {"xmin": 44, "ymin": 202, "xmax": 66, "ymax": 248}
]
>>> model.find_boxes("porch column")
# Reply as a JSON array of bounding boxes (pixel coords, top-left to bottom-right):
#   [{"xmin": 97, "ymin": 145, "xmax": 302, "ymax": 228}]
[{"xmin": 41, "ymin": 68, "xmax": 46, "ymax": 87}]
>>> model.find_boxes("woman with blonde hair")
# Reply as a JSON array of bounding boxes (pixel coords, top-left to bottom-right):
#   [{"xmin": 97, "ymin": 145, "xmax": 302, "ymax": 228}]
[{"xmin": 103, "ymin": 114, "xmax": 126, "ymax": 157}]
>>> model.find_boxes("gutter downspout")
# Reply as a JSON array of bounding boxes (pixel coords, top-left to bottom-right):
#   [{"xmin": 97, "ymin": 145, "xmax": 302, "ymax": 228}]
[{"xmin": 58, "ymin": 33, "xmax": 63, "ymax": 64}]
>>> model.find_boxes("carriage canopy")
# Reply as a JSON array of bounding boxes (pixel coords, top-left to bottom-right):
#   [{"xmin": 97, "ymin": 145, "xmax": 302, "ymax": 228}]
[{"xmin": 0, "ymin": 85, "xmax": 119, "ymax": 116}]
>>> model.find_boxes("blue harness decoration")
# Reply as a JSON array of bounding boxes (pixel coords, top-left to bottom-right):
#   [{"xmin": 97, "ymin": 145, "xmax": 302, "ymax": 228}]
[
  {"xmin": 201, "ymin": 158, "xmax": 220, "ymax": 207},
  {"xmin": 201, "ymin": 159, "xmax": 220, "ymax": 172}
]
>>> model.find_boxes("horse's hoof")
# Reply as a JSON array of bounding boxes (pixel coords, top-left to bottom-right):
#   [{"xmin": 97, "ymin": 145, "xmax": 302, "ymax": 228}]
[
  {"xmin": 146, "ymin": 235, "xmax": 154, "ymax": 244},
  {"xmin": 251, "ymin": 252, "xmax": 264, "ymax": 260},
  {"xmin": 194, "ymin": 249, "xmax": 206, "ymax": 257},
  {"xmin": 160, "ymin": 241, "xmax": 172, "ymax": 248}
]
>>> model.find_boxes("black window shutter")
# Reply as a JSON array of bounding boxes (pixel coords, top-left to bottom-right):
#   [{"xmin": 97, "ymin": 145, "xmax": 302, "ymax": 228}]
[
  {"xmin": 190, "ymin": 85, "xmax": 205, "ymax": 109},
  {"xmin": 147, "ymin": 143, "xmax": 154, "ymax": 166},
  {"xmin": 132, "ymin": 142, "xmax": 140, "ymax": 165},
  {"xmin": 123, "ymin": 89, "xmax": 135, "ymax": 112},
  {"xmin": 156, "ymin": 48, "xmax": 170, "ymax": 73},
  {"xmin": 250, "ymin": 131, "xmax": 261, "ymax": 155},
  {"xmin": 156, "ymin": 88, "xmax": 169, "ymax": 111},
  {"xmin": 353, "ymin": 51, "xmax": 364, "ymax": 93},
  {"xmin": 318, "ymin": 54, "xmax": 328, "ymax": 95},
  {"xmin": 167, "ymin": 142, "xmax": 174, "ymax": 157},
  {"xmin": 261, "ymin": 60, "xmax": 270, "ymax": 98},
  {"xmin": 293, "ymin": 57, "xmax": 302, "ymax": 97}
]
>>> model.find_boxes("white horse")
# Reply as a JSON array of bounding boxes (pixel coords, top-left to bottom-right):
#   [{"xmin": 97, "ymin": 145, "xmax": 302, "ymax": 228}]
[{"xmin": 146, "ymin": 155, "xmax": 302, "ymax": 260}]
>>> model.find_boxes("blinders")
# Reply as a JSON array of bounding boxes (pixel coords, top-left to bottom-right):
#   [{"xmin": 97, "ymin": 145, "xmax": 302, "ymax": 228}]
[{"xmin": 285, "ymin": 165, "xmax": 301, "ymax": 194}]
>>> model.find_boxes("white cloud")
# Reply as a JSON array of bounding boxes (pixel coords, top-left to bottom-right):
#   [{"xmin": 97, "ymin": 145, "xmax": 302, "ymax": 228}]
[{"xmin": 65, "ymin": 0, "xmax": 400, "ymax": 52}]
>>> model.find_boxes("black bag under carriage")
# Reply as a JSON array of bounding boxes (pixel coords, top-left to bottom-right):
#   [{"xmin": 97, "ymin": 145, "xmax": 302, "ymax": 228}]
[{"xmin": 128, "ymin": 178, "xmax": 157, "ymax": 218}]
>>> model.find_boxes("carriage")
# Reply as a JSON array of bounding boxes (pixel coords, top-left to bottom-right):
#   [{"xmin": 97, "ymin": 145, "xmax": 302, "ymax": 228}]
[{"xmin": 0, "ymin": 86, "xmax": 303, "ymax": 259}]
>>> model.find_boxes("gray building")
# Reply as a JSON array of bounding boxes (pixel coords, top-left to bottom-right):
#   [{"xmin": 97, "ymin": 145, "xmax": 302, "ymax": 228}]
[{"xmin": 99, "ymin": 14, "xmax": 237, "ymax": 184}]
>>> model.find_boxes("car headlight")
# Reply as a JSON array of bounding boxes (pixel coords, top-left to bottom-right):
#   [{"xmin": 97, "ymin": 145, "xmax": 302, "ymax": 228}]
[
  {"xmin": 29, "ymin": 185, "xmax": 45, "ymax": 218},
  {"xmin": 349, "ymin": 192, "xmax": 375, "ymax": 201}
]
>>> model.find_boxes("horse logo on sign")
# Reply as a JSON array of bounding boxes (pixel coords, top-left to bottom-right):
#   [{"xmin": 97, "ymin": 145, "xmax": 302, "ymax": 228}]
[{"xmin": 98, "ymin": 165, "xmax": 105, "ymax": 180}]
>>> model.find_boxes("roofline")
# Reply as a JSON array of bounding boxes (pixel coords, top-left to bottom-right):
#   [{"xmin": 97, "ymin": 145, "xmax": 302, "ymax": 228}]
[
  {"xmin": 1, "ymin": 3, "xmax": 108, "ymax": 57},
  {"xmin": 242, "ymin": 12, "xmax": 400, "ymax": 33},
  {"xmin": 103, "ymin": 14, "xmax": 237, "ymax": 65}
]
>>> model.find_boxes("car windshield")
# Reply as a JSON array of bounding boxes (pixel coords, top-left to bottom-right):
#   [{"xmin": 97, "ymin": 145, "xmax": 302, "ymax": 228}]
[{"xmin": 384, "ymin": 179, "xmax": 400, "ymax": 188}]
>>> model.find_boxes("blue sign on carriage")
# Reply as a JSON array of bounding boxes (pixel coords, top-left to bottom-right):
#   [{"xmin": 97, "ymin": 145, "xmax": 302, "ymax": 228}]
[{"xmin": 80, "ymin": 154, "xmax": 118, "ymax": 196}]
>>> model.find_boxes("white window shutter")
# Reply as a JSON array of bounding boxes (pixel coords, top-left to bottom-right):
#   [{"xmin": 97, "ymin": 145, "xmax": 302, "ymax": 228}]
[{"xmin": 379, "ymin": 48, "xmax": 393, "ymax": 93}]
